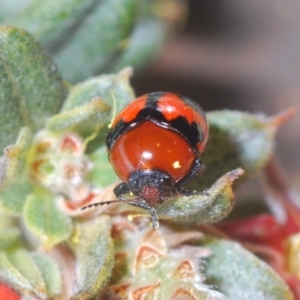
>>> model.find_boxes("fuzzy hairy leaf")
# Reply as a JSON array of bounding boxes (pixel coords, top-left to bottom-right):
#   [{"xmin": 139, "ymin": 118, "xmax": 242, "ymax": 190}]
[
  {"xmin": 55, "ymin": 0, "xmax": 138, "ymax": 82},
  {"xmin": 61, "ymin": 67, "xmax": 135, "ymax": 114},
  {"xmin": 4, "ymin": 0, "xmax": 100, "ymax": 50},
  {"xmin": 46, "ymin": 97, "xmax": 111, "ymax": 134},
  {"xmin": 130, "ymin": 254, "xmax": 229, "ymax": 300},
  {"xmin": 88, "ymin": 146, "xmax": 118, "ymax": 187},
  {"xmin": 111, "ymin": 169, "xmax": 243, "ymax": 228},
  {"xmin": 31, "ymin": 253, "xmax": 62, "ymax": 298},
  {"xmin": 59, "ymin": 67, "xmax": 135, "ymax": 150},
  {"xmin": 204, "ymin": 239, "xmax": 294, "ymax": 300},
  {"xmin": 154, "ymin": 168, "xmax": 244, "ymax": 224},
  {"xmin": 190, "ymin": 109, "xmax": 293, "ymax": 190},
  {"xmin": 0, "ymin": 249, "xmax": 61, "ymax": 299},
  {"xmin": 24, "ymin": 189, "xmax": 72, "ymax": 249},
  {"xmin": 0, "ymin": 26, "xmax": 65, "ymax": 150},
  {"xmin": 0, "ymin": 180, "xmax": 32, "ymax": 216},
  {"xmin": 0, "ymin": 249, "xmax": 46, "ymax": 299},
  {"xmin": 71, "ymin": 217, "xmax": 114, "ymax": 300},
  {"xmin": 1, "ymin": 1, "xmax": 181, "ymax": 84},
  {"xmin": 0, "ymin": 228, "xmax": 20, "ymax": 250},
  {"xmin": 3, "ymin": 127, "xmax": 32, "ymax": 180}
]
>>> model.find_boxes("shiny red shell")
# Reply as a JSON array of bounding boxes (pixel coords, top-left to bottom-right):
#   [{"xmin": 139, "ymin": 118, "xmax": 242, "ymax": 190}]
[
  {"xmin": 110, "ymin": 120, "xmax": 196, "ymax": 182},
  {"xmin": 111, "ymin": 92, "xmax": 208, "ymax": 153},
  {"xmin": 107, "ymin": 92, "xmax": 209, "ymax": 185}
]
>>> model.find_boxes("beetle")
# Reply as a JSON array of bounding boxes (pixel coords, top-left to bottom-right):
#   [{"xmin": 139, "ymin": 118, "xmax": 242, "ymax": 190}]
[{"xmin": 82, "ymin": 92, "xmax": 209, "ymax": 229}]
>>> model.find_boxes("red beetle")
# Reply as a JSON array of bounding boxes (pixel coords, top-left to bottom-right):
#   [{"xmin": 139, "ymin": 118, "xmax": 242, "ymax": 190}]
[{"xmin": 83, "ymin": 92, "xmax": 209, "ymax": 228}]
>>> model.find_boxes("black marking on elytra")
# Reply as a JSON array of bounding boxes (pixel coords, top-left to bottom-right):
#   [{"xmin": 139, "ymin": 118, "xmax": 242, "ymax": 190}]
[
  {"xmin": 168, "ymin": 116, "xmax": 201, "ymax": 150},
  {"xmin": 146, "ymin": 91, "xmax": 165, "ymax": 109},
  {"xmin": 106, "ymin": 92, "xmax": 204, "ymax": 151},
  {"xmin": 106, "ymin": 119, "xmax": 127, "ymax": 149}
]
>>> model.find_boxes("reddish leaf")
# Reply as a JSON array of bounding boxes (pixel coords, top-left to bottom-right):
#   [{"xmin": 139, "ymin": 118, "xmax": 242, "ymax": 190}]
[{"xmin": 0, "ymin": 283, "xmax": 20, "ymax": 300}]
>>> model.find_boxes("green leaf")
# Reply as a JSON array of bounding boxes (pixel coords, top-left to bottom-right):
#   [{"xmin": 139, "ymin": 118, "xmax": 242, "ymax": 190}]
[
  {"xmin": 110, "ymin": 19, "xmax": 170, "ymax": 72},
  {"xmin": 155, "ymin": 168, "xmax": 244, "ymax": 224},
  {"xmin": 3, "ymin": 127, "xmax": 32, "ymax": 180},
  {"xmin": 191, "ymin": 109, "xmax": 293, "ymax": 190},
  {"xmin": 31, "ymin": 252, "xmax": 62, "ymax": 298},
  {"xmin": 0, "ymin": 249, "xmax": 61, "ymax": 299},
  {"xmin": 0, "ymin": 249, "xmax": 46, "ymax": 299},
  {"xmin": 0, "ymin": 228, "xmax": 20, "ymax": 250},
  {"xmin": 58, "ymin": 67, "xmax": 135, "ymax": 150},
  {"xmin": 46, "ymin": 97, "xmax": 111, "ymax": 134},
  {"xmin": 203, "ymin": 239, "xmax": 294, "ymax": 300},
  {"xmin": 88, "ymin": 146, "xmax": 117, "ymax": 187},
  {"xmin": 0, "ymin": 212, "xmax": 16, "ymax": 230},
  {"xmin": 61, "ymin": 67, "xmax": 135, "ymax": 114},
  {"xmin": 109, "ymin": 0, "xmax": 186, "ymax": 73},
  {"xmin": 70, "ymin": 217, "xmax": 114, "ymax": 300},
  {"xmin": 0, "ymin": 179, "xmax": 32, "ymax": 216},
  {"xmin": 55, "ymin": 0, "xmax": 138, "ymax": 82},
  {"xmin": 0, "ymin": 200, "xmax": 22, "ymax": 251},
  {"xmin": 0, "ymin": 26, "xmax": 66, "ymax": 149},
  {"xmin": 24, "ymin": 188, "xmax": 72, "ymax": 249},
  {"xmin": 4, "ymin": 0, "xmax": 100, "ymax": 50},
  {"xmin": 113, "ymin": 169, "xmax": 243, "ymax": 228}
]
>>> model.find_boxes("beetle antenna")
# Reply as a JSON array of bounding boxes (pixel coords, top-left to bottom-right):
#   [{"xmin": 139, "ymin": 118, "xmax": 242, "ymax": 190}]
[
  {"xmin": 81, "ymin": 199, "xmax": 160, "ymax": 230},
  {"xmin": 81, "ymin": 199, "xmax": 124, "ymax": 210}
]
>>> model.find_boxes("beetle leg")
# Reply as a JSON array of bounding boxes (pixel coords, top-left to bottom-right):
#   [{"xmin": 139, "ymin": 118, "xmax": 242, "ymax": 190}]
[
  {"xmin": 127, "ymin": 201, "xmax": 159, "ymax": 230},
  {"xmin": 148, "ymin": 206, "xmax": 159, "ymax": 229},
  {"xmin": 114, "ymin": 183, "xmax": 159, "ymax": 229},
  {"xmin": 174, "ymin": 158, "xmax": 204, "ymax": 190},
  {"xmin": 113, "ymin": 182, "xmax": 131, "ymax": 200}
]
